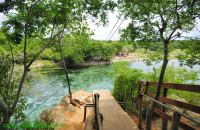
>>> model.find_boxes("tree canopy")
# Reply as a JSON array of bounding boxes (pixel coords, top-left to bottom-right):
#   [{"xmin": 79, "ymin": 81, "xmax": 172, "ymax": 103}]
[
  {"xmin": 117, "ymin": 1, "xmax": 200, "ymax": 129},
  {"xmin": 0, "ymin": 0, "xmax": 117, "ymax": 126},
  {"xmin": 118, "ymin": 0, "xmax": 200, "ymax": 42}
]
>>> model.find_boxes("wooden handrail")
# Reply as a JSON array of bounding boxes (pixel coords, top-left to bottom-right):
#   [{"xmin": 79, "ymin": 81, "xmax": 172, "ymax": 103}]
[
  {"xmin": 143, "ymin": 103, "xmax": 198, "ymax": 130},
  {"xmin": 146, "ymin": 93, "xmax": 200, "ymax": 114},
  {"xmin": 94, "ymin": 93, "xmax": 103, "ymax": 130},
  {"xmin": 140, "ymin": 93, "xmax": 200, "ymax": 125},
  {"xmin": 137, "ymin": 81, "xmax": 200, "ymax": 130},
  {"xmin": 138, "ymin": 81, "xmax": 200, "ymax": 93},
  {"xmin": 83, "ymin": 94, "xmax": 103, "ymax": 130}
]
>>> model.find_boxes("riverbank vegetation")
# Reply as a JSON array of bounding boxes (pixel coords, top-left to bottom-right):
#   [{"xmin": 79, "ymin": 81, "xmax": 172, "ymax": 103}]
[
  {"xmin": 112, "ymin": 61, "xmax": 199, "ymax": 112},
  {"xmin": 0, "ymin": 32, "xmax": 134, "ymax": 65},
  {"xmin": 0, "ymin": 30, "xmax": 194, "ymax": 67}
]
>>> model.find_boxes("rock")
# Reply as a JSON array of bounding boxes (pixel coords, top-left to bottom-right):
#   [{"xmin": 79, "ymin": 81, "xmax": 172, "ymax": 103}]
[
  {"xmin": 67, "ymin": 104, "xmax": 76, "ymax": 112},
  {"xmin": 85, "ymin": 115, "xmax": 95, "ymax": 130},
  {"xmin": 40, "ymin": 105, "xmax": 68, "ymax": 124},
  {"xmin": 40, "ymin": 90, "xmax": 94, "ymax": 130},
  {"xmin": 72, "ymin": 90, "xmax": 92, "ymax": 104},
  {"xmin": 60, "ymin": 96, "xmax": 70, "ymax": 107}
]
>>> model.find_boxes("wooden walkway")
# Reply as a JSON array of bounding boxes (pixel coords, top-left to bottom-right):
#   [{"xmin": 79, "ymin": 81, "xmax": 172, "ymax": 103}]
[{"xmin": 93, "ymin": 90, "xmax": 138, "ymax": 130}]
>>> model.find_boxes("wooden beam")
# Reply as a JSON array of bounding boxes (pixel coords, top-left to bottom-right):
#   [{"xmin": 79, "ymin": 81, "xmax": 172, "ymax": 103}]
[
  {"xmin": 137, "ymin": 81, "xmax": 143, "ymax": 129},
  {"xmin": 162, "ymin": 88, "xmax": 168, "ymax": 130},
  {"xmin": 146, "ymin": 93, "xmax": 200, "ymax": 114},
  {"xmin": 139, "ymin": 81, "xmax": 200, "ymax": 93},
  {"xmin": 143, "ymin": 104, "xmax": 199, "ymax": 130},
  {"xmin": 171, "ymin": 112, "xmax": 181, "ymax": 130}
]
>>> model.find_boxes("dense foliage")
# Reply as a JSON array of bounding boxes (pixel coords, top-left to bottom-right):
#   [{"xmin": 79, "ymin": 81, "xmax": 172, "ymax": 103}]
[
  {"xmin": 112, "ymin": 62, "xmax": 199, "ymax": 111},
  {"xmin": 0, "ymin": 0, "xmax": 117, "ymax": 126},
  {"xmin": 112, "ymin": 62, "xmax": 145, "ymax": 111},
  {"xmin": 177, "ymin": 40, "xmax": 200, "ymax": 67},
  {"xmin": 0, "ymin": 32, "xmax": 134, "ymax": 65},
  {"xmin": 118, "ymin": 0, "xmax": 200, "ymax": 125},
  {"xmin": 0, "ymin": 57, "xmax": 27, "ymax": 123}
]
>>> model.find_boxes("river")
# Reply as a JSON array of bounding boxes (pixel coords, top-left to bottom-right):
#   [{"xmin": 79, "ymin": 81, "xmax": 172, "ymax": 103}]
[{"xmin": 24, "ymin": 60, "xmax": 200, "ymax": 120}]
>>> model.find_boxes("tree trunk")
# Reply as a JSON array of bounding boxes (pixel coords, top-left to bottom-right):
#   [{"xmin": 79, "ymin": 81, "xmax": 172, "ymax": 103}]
[
  {"xmin": 58, "ymin": 35, "xmax": 72, "ymax": 100},
  {"xmin": 0, "ymin": 98, "xmax": 10, "ymax": 129},
  {"xmin": 1, "ymin": 112, "xmax": 11, "ymax": 130},
  {"xmin": 145, "ymin": 40, "xmax": 169, "ymax": 130},
  {"xmin": 11, "ymin": 69, "xmax": 28, "ymax": 114}
]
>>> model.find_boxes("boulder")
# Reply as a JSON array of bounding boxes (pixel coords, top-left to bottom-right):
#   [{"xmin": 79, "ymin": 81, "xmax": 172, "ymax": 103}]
[{"xmin": 40, "ymin": 90, "xmax": 94, "ymax": 130}]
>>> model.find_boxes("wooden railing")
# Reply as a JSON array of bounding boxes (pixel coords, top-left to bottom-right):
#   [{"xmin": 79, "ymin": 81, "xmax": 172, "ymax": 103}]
[
  {"xmin": 137, "ymin": 81, "xmax": 200, "ymax": 130},
  {"xmin": 83, "ymin": 93, "xmax": 103, "ymax": 130}
]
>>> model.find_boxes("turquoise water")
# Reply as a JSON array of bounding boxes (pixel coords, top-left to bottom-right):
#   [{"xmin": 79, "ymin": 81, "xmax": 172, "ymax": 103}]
[
  {"xmin": 24, "ymin": 65, "xmax": 113, "ymax": 120},
  {"xmin": 24, "ymin": 60, "xmax": 200, "ymax": 120}
]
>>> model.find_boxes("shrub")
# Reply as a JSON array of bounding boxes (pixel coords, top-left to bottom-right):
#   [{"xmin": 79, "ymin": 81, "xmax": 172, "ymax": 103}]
[
  {"xmin": 112, "ymin": 62, "xmax": 144, "ymax": 111},
  {"xmin": 84, "ymin": 41, "xmax": 117, "ymax": 61},
  {"xmin": 146, "ymin": 65, "xmax": 199, "ymax": 105},
  {"xmin": 40, "ymin": 48, "xmax": 61, "ymax": 62},
  {"xmin": 112, "ymin": 63, "xmax": 199, "ymax": 112}
]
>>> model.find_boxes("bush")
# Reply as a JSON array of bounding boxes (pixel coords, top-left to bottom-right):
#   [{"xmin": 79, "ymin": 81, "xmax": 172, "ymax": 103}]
[
  {"xmin": 84, "ymin": 41, "xmax": 117, "ymax": 61},
  {"xmin": 112, "ymin": 62, "xmax": 144, "ymax": 111},
  {"xmin": 0, "ymin": 31, "xmax": 6, "ymax": 45},
  {"xmin": 146, "ymin": 65, "xmax": 199, "ymax": 105},
  {"xmin": 112, "ymin": 63, "xmax": 199, "ymax": 112},
  {"xmin": 40, "ymin": 48, "xmax": 61, "ymax": 62},
  {"xmin": 62, "ymin": 35, "xmax": 86, "ymax": 64}
]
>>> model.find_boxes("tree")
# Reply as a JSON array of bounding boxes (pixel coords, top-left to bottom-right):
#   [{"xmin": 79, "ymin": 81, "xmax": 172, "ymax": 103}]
[
  {"xmin": 0, "ymin": 0, "xmax": 116, "ymax": 127},
  {"xmin": 177, "ymin": 39, "xmax": 200, "ymax": 67},
  {"xmin": 0, "ymin": 0, "xmax": 17, "ymax": 12},
  {"xmin": 117, "ymin": 0, "xmax": 200, "ymax": 129}
]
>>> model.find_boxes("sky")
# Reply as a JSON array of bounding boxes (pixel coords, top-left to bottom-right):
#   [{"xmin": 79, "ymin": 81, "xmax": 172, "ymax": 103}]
[
  {"xmin": 0, "ymin": 11, "xmax": 129, "ymax": 41},
  {"xmin": 88, "ymin": 11, "xmax": 131, "ymax": 41},
  {"xmin": 88, "ymin": 11, "xmax": 200, "ymax": 40},
  {"xmin": 0, "ymin": 10, "xmax": 200, "ymax": 41}
]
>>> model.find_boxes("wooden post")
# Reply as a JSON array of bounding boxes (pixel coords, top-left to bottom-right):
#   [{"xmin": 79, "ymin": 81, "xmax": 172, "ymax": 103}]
[
  {"xmin": 83, "ymin": 105, "xmax": 87, "ymax": 122},
  {"xmin": 162, "ymin": 88, "xmax": 168, "ymax": 130},
  {"xmin": 171, "ymin": 111, "xmax": 181, "ymax": 130},
  {"xmin": 137, "ymin": 81, "xmax": 143, "ymax": 129}
]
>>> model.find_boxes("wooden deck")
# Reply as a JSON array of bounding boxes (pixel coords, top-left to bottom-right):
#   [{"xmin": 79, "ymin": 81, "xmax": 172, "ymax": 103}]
[{"xmin": 93, "ymin": 90, "xmax": 138, "ymax": 130}]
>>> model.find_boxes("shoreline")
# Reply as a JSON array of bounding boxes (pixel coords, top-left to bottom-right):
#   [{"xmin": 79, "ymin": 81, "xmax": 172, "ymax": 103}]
[{"xmin": 31, "ymin": 54, "xmax": 147, "ymax": 69}]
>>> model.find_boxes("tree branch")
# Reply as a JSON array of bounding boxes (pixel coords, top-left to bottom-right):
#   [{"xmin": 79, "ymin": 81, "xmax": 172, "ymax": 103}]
[
  {"xmin": 27, "ymin": 24, "xmax": 67, "ymax": 68},
  {"xmin": 8, "ymin": 42, "xmax": 14, "ymax": 85},
  {"xmin": 10, "ymin": 0, "xmax": 42, "ymax": 114},
  {"xmin": 167, "ymin": 14, "xmax": 199, "ymax": 41}
]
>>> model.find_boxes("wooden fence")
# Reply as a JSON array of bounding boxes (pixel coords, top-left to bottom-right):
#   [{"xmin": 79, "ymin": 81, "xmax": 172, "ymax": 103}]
[{"xmin": 137, "ymin": 81, "xmax": 200, "ymax": 130}]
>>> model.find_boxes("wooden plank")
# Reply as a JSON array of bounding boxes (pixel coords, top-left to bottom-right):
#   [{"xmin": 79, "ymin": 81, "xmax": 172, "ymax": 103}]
[
  {"xmin": 171, "ymin": 112, "xmax": 181, "ymax": 130},
  {"xmin": 143, "ymin": 104, "xmax": 198, "ymax": 130},
  {"xmin": 93, "ymin": 90, "xmax": 138, "ymax": 130},
  {"xmin": 94, "ymin": 93, "xmax": 102, "ymax": 130},
  {"xmin": 137, "ymin": 82, "xmax": 143, "ymax": 129},
  {"xmin": 146, "ymin": 93, "xmax": 200, "ymax": 114},
  {"xmin": 145, "ymin": 81, "xmax": 200, "ymax": 93},
  {"xmin": 162, "ymin": 83, "xmax": 200, "ymax": 93},
  {"xmin": 162, "ymin": 88, "xmax": 168, "ymax": 130}
]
